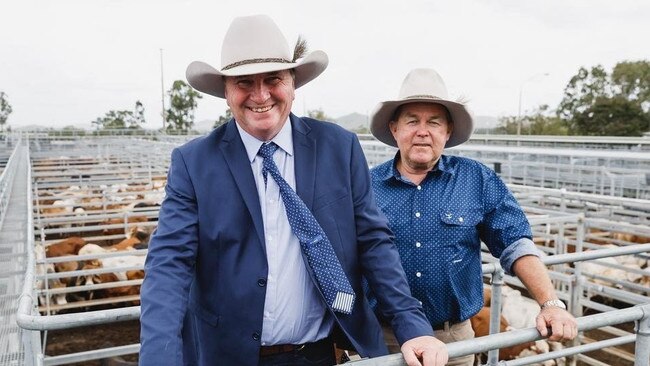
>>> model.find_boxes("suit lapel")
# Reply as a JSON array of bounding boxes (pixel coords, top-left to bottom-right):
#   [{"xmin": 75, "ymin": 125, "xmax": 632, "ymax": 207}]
[
  {"xmin": 220, "ymin": 120, "xmax": 266, "ymax": 250},
  {"xmin": 291, "ymin": 114, "xmax": 316, "ymax": 210}
]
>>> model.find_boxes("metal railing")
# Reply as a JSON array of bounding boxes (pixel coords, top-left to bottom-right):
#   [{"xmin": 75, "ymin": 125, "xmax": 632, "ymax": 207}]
[
  {"xmin": 351, "ymin": 243, "xmax": 650, "ymax": 366},
  {"xmin": 359, "ymin": 140, "xmax": 650, "ymax": 199}
]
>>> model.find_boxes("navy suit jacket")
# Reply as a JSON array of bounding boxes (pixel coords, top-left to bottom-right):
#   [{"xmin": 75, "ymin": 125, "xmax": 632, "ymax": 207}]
[{"xmin": 139, "ymin": 114, "xmax": 433, "ymax": 365}]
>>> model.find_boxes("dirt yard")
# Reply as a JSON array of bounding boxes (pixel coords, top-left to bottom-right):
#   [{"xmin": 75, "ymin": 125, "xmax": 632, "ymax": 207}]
[{"xmin": 45, "ymin": 320, "xmax": 140, "ymax": 366}]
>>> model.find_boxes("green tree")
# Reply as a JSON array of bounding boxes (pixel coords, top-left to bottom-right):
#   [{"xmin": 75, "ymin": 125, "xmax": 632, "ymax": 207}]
[
  {"xmin": 557, "ymin": 61, "xmax": 650, "ymax": 136},
  {"xmin": 557, "ymin": 65, "xmax": 609, "ymax": 121},
  {"xmin": 496, "ymin": 105, "xmax": 568, "ymax": 135},
  {"xmin": 571, "ymin": 96, "xmax": 650, "ymax": 136},
  {"xmin": 132, "ymin": 101, "xmax": 146, "ymax": 128},
  {"xmin": 307, "ymin": 108, "xmax": 333, "ymax": 121},
  {"xmin": 0, "ymin": 92, "xmax": 13, "ymax": 131},
  {"xmin": 92, "ymin": 101, "xmax": 146, "ymax": 131},
  {"xmin": 611, "ymin": 60, "xmax": 650, "ymax": 107},
  {"xmin": 214, "ymin": 108, "xmax": 232, "ymax": 129},
  {"xmin": 165, "ymin": 80, "xmax": 202, "ymax": 133}
]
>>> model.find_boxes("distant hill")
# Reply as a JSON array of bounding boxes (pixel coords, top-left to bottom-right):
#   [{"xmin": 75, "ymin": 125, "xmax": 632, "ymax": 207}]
[
  {"xmin": 13, "ymin": 124, "xmax": 52, "ymax": 131},
  {"xmin": 334, "ymin": 112, "xmax": 368, "ymax": 131}
]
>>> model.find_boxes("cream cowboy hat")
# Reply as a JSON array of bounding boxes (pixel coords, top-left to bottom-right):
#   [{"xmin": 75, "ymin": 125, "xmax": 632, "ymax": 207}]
[
  {"xmin": 186, "ymin": 14, "xmax": 328, "ymax": 98},
  {"xmin": 370, "ymin": 68, "xmax": 473, "ymax": 148}
]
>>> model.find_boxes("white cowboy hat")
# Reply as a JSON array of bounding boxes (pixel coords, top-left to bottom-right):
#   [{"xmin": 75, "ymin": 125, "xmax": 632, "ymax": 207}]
[
  {"xmin": 186, "ymin": 14, "xmax": 328, "ymax": 99},
  {"xmin": 370, "ymin": 68, "xmax": 473, "ymax": 148}
]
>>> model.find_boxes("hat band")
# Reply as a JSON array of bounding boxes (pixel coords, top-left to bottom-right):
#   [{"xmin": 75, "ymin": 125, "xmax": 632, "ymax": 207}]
[
  {"xmin": 222, "ymin": 58, "xmax": 293, "ymax": 71},
  {"xmin": 404, "ymin": 94, "xmax": 443, "ymax": 100}
]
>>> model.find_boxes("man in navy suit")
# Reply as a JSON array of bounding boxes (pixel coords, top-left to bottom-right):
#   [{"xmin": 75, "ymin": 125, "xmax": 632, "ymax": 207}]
[{"xmin": 139, "ymin": 14, "xmax": 447, "ymax": 366}]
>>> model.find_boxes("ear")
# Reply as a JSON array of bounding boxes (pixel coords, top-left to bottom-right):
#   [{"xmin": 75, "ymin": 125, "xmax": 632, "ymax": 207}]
[{"xmin": 389, "ymin": 121, "xmax": 398, "ymax": 138}]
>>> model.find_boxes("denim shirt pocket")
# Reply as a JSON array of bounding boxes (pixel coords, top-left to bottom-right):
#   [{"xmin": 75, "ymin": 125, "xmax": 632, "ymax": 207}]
[{"xmin": 439, "ymin": 210, "xmax": 482, "ymax": 227}]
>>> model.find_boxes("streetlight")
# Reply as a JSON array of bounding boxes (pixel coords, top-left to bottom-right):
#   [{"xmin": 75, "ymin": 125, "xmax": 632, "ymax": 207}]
[
  {"xmin": 517, "ymin": 72, "xmax": 549, "ymax": 136},
  {"xmin": 160, "ymin": 48, "xmax": 166, "ymax": 131}
]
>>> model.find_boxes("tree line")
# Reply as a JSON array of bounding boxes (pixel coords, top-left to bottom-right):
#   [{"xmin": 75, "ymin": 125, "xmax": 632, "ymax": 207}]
[
  {"xmin": 495, "ymin": 60, "xmax": 650, "ymax": 136},
  {"xmin": 92, "ymin": 80, "xmax": 202, "ymax": 134}
]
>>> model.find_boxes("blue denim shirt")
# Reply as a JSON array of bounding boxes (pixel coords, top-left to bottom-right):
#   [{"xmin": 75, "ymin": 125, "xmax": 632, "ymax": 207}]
[{"xmin": 369, "ymin": 154, "xmax": 540, "ymax": 326}]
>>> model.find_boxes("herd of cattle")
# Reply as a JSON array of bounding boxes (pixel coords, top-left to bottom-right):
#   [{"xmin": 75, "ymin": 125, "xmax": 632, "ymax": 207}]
[
  {"xmin": 30, "ymin": 157, "xmax": 650, "ymax": 365},
  {"xmin": 34, "ymin": 177, "xmax": 164, "ymax": 313}
]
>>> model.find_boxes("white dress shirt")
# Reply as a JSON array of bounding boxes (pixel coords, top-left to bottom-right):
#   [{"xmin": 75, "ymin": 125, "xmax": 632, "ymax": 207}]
[{"xmin": 236, "ymin": 119, "xmax": 333, "ymax": 345}]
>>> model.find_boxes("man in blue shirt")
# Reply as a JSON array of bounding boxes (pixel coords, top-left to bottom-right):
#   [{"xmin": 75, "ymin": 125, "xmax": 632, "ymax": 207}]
[{"xmin": 367, "ymin": 68, "xmax": 577, "ymax": 365}]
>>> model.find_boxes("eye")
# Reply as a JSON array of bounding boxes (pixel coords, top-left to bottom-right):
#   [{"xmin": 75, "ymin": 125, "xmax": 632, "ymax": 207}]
[
  {"xmin": 236, "ymin": 79, "xmax": 253, "ymax": 88},
  {"xmin": 265, "ymin": 76, "xmax": 282, "ymax": 85},
  {"xmin": 428, "ymin": 117, "xmax": 443, "ymax": 126}
]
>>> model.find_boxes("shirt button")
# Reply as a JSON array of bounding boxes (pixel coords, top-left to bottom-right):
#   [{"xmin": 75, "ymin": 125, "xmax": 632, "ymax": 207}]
[
  {"xmin": 417, "ymin": 185, "xmax": 422, "ymax": 190},
  {"xmin": 416, "ymin": 272, "xmax": 422, "ymax": 277},
  {"xmin": 258, "ymin": 278, "xmax": 267, "ymax": 287},
  {"xmin": 267, "ymin": 236, "xmax": 273, "ymax": 241},
  {"xmin": 269, "ymin": 199, "xmax": 275, "ymax": 204},
  {"xmin": 419, "ymin": 301, "xmax": 423, "ymax": 306},
  {"xmin": 458, "ymin": 217, "xmax": 464, "ymax": 223},
  {"xmin": 252, "ymin": 332, "xmax": 260, "ymax": 341},
  {"xmin": 415, "ymin": 212, "xmax": 421, "ymax": 218},
  {"xmin": 415, "ymin": 242, "xmax": 421, "ymax": 248}
]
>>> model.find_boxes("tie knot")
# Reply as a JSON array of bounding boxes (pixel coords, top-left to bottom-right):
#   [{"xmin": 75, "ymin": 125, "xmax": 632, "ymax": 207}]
[{"xmin": 258, "ymin": 142, "xmax": 279, "ymax": 160}]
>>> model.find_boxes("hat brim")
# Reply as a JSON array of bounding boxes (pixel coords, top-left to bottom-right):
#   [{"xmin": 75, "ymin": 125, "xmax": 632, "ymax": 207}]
[
  {"xmin": 369, "ymin": 98, "xmax": 473, "ymax": 148},
  {"xmin": 186, "ymin": 50, "xmax": 328, "ymax": 98}
]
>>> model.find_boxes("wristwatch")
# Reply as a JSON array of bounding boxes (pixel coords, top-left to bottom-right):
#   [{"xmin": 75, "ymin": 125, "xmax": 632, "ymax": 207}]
[{"xmin": 541, "ymin": 299, "xmax": 566, "ymax": 310}]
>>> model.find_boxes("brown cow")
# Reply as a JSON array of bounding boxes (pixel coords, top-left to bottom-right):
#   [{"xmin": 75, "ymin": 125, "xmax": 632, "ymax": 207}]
[
  {"xmin": 46, "ymin": 237, "xmax": 87, "ymax": 282},
  {"xmin": 46, "ymin": 237, "xmax": 86, "ymax": 257},
  {"xmin": 101, "ymin": 216, "xmax": 149, "ymax": 236},
  {"xmin": 107, "ymin": 227, "xmax": 150, "ymax": 251},
  {"xmin": 470, "ymin": 307, "xmax": 536, "ymax": 361}
]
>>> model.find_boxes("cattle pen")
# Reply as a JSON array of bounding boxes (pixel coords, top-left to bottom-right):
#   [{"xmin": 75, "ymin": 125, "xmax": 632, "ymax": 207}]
[{"xmin": 0, "ymin": 131, "xmax": 648, "ymax": 366}]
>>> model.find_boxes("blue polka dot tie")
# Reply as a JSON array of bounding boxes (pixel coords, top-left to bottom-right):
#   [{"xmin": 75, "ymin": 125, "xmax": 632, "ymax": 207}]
[{"xmin": 258, "ymin": 142, "xmax": 355, "ymax": 314}]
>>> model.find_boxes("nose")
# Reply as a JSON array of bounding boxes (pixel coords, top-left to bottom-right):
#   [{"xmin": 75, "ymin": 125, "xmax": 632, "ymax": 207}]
[
  {"xmin": 415, "ymin": 122, "xmax": 429, "ymax": 136},
  {"xmin": 250, "ymin": 82, "xmax": 271, "ymax": 103}
]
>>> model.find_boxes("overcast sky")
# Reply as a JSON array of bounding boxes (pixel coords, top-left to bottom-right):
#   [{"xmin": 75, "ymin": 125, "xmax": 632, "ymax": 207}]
[{"xmin": 1, "ymin": 0, "xmax": 649, "ymax": 129}]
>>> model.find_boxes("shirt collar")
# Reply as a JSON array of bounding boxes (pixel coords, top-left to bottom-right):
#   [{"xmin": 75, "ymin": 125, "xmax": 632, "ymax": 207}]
[
  {"xmin": 236, "ymin": 117, "xmax": 294, "ymax": 163},
  {"xmin": 382, "ymin": 153, "xmax": 454, "ymax": 182}
]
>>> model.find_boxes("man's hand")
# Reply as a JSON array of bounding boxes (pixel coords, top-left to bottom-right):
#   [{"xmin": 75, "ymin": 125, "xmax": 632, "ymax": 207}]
[
  {"xmin": 401, "ymin": 336, "xmax": 448, "ymax": 366},
  {"xmin": 536, "ymin": 307, "xmax": 577, "ymax": 342}
]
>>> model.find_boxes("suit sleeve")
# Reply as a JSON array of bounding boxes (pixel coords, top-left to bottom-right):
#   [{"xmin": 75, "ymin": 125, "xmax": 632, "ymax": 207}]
[
  {"xmin": 139, "ymin": 148, "xmax": 199, "ymax": 365},
  {"xmin": 349, "ymin": 137, "xmax": 434, "ymax": 344}
]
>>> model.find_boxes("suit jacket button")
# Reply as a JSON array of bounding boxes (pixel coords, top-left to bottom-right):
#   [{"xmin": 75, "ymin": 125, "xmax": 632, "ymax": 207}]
[
  {"xmin": 258, "ymin": 278, "xmax": 267, "ymax": 287},
  {"xmin": 252, "ymin": 332, "xmax": 260, "ymax": 341}
]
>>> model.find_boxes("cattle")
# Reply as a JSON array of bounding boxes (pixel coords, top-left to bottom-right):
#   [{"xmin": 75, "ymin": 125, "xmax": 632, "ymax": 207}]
[
  {"xmin": 579, "ymin": 244, "xmax": 647, "ymax": 297},
  {"xmin": 500, "ymin": 286, "xmax": 565, "ymax": 366},
  {"xmin": 34, "ymin": 245, "xmax": 68, "ymax": 312},
  {"xmin": 77, "ymin": 244, "xmax": 145, "ymax": 282},
  {"xmin": 107, "ymin": 227, "xmax": 150, "ymax": 251},
  {"xmin": 75, "ymin": 243, "xmax": 146, "ymax": 305},
  {"xmin": 470, "ymin": 286, "xmax": 565, "ymax": 365},
  {"xmin": 40, "ymin": 198, "xmax": 76, "ymax": 216},
  {"xmin": 470, "ymin": 306, "xmax": 537, "ymax": 361},
  {"xmin": 100, "ymin": 215, "xmax": 149, "ymax": 236},
  {"xmin": 86, "ymin": 271, "xmax": 142, "ymax": 306},
  {"xmin": 45, "ymin": 237, "xmax": 87, "ymax": 280},
  {"xmin": 46, "ymin": 237, "xmax": 86, "ymax": 257}
]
